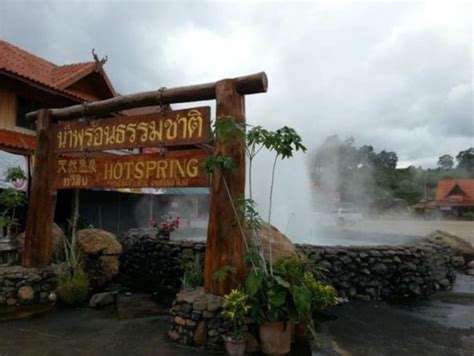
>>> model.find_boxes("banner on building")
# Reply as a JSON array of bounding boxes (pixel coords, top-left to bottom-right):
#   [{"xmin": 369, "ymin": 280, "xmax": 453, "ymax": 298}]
[{"xmin": 0, "ymin": 150, "xmax": 28, "ymax": 191}]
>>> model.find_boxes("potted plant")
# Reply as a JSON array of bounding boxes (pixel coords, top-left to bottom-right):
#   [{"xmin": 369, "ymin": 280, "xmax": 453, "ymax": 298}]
[
  {"xmin": 245, "ymin": 254, "xmax": 313, "ymax": 355},
  {"xmin": 295, "ymin": 272, "xmax": 337, "ymax": 339},
  {"xmin": 222, "ymin": 289, "xmax": 251, "ymax": 356},
  {"xmin": 149, "ymin": 215, "xmax": 180, "ymax": 240}
]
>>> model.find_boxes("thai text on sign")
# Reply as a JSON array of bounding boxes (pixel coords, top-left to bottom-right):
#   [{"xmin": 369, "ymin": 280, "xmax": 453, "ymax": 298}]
[
  {"xmin": 55, "ymin": 107, "xmax": 211, "ymax": 153},
  {"xmin": 54, "ymin": 150, "xmax": 209, "ymax": 189}
]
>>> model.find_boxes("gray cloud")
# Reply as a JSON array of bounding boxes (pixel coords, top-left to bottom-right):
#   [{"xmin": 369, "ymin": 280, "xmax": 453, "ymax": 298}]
[{"xmin": 1, "ymin": 0, "xmax": 472, "ymax": 238}]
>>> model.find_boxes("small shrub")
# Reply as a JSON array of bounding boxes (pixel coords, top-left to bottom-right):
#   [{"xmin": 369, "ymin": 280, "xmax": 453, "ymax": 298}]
[
  {"xmin": 180, "ymin": 255, "xmax": 203, "ymax": 289},
  {"xmin": 56, "ymin": 267, "xmax": 90, "ymax": 305}
]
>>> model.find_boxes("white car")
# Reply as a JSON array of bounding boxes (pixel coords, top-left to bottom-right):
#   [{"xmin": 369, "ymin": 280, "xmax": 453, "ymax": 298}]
[{"xmin": 334, "ymin": 208, "xmax": 363, "ymax": 225}]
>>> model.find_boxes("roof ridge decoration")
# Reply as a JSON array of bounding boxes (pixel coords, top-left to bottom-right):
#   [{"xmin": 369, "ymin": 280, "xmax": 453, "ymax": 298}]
[{"xmin": 0, "ymin": 40, "xmax": 115, "ymax": 101}]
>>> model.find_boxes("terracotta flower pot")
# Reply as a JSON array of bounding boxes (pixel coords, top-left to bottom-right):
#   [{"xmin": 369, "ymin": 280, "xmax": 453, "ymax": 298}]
[
  {"xmin": 259, "ymin": 321, "xmax": 293, "ymax": 355},
  {"xmin": 223, "ymin": 336, "xmax": 246, "ymax": 356}
]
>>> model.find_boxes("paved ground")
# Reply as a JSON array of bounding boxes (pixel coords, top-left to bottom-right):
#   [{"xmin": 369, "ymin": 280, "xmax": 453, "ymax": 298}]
[
  {"xmin": 315, "ymin": 273, "xmax": 474, "ymax": 356},
  {"xmin": 310, "ymin": 219, "xmax": 474, "ymax": 246},
  {"xmin": 1, "ymin": 274, "xmax": 473, "ymax": 356},
  {"xmin": 353, "ymin": 219, "xmax": 474, "ymax": 244}
]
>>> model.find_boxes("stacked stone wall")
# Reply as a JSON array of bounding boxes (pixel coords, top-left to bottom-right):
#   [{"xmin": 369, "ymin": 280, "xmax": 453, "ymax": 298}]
[
  {"xmin": 120, "ymin": 229, "xmax": 456, "ymax": 301},
  {"xmin": 0, "ymin": 265, "xmax": 57, "ymax": 306}
]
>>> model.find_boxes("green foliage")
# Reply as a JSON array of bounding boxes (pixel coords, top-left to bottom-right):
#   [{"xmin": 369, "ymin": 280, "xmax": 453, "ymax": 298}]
[
  {"xmin": 213, "ymin": 265, "xmax": 238, "ymax": 284},
  {"xmin": 222, "ymin": 289, "xmax": 251, "ymax": 340},
  {"xmin": 438, "ymin": 154, "xmax": 455, "ymax": 170},
  {"xmin": 180, "ymin": 255, "xmax": 203, "ymax": 289},
  {"xmin": 203, "ymin": 155, "xmax": 235, "ymax": 174},
  {"xmin": 237, "ymin": 197, "xmax": 262, "ymax": 231},
  {"xmin": 266, "ymin": 126, "xmax": 307, "ymax": 159},
  {"xmin": 244, "ymin": 254, "xmax": 332, "ymax": 323},
  {"xmin": 56, "ymin": 267, "xmax": 90, "ymax": 305},
  {"xmin": 0, "ymin": 166, "xmax": 27, "ymax": 236},
  {"xmin": 312, "ymin": 136, "xmax": 474, "ymax": 211},
  {"xmin": 303, "ymin": 273, "xmax": 337, "ymax": 310},
  {"xmin": 213, "ymin": 117, "xmax": 246, "ymax": 143},
  {"xmin": 456, "ymin": 147, "xmax": 474, "ymax": 173},
  {"xmin": 5, "ymin": 166, "xmax": 26, "ymax": 182},
  {"xmin": 0, "ymin": 188, "xmax": 26, "ymax": 209}
]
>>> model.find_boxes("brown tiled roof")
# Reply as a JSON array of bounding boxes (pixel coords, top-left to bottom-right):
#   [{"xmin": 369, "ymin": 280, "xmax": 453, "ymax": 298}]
[
  {"xmin": 0, "ymin": 40, "xmax": 113, "ymax": 102},
  {"xmin": 435, "ymin": 179, "xmax": 474, "ymax": 202},
  {"xmin": 0, "ymin": 129, "xmax": 35, "ymax": 151}
]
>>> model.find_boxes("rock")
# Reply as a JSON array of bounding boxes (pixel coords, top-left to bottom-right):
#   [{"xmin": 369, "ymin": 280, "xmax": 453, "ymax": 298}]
[
  {"xmin": 194, "ymin": 320, "xmax": 207, "ymax": 346},
  {"xmin": 176, "ymin": 287, "xmax": 204, "ymax": 304},
  {"xmin": 48, "ymin": 292, "xmax": 57, "ymax": 303},
  {"xmin": 175, "ymin": 316, "xmax": 186, "ymax": 326},
  {"xmin": 439, "ymin": 279, "xmax": 450, "ymax": 288},
  {"xmin": 77, "ymin": 229, "xmax": 122, "ymax": 288},
  {"xmin": 6, "ymin": 297, "xmax": 17, "ymax": 306},
  {"xmin": 207, "ymin": 295, "xmax": 224, "ymax": 312},
  {"xmin": 186, "ymin": 319, "xmax": 196, "ymax": 326},
  {"xmin": 451, "ymin": 256, "xmax": 465, "ymax": 267},
  {"xmin": 17, "ymin": 223, "xmax": 65, "ymax": 259},
  {"xmin": 193, "ymin": 301, "xmax": 207, "ymax": 311},
  {"xmin": 466, "ymin": 269, "xmax": 474, "ymax": 276},
  {"xmin": 168, "ymin": 330, "xmax": 180, "ymax": 341},
  {"xmin": 89, "ymin": 291, "xmax": 117, "ymax": 308},
  {"xmin": 467, "ymin": 260, "xmax": 474, "ymax": 269},
  {"xmin": 77, "ymin": 229, "xmax": 123, "ymax": 255},
  {"xmin": 17, "ymin": 286, "xmax": 34, "ymax": 303},
  {"xmin": 428, "ymin": 230, "xmax": 474, "ymax": 257},
  {"xmin": 354, "ymin": 294, "xmax": 371, "ymax": 302},
  {"xmin": 253, "ymin": 222, "xmax": 297, "ymax": 262},
  {"xmin": 373, "ymin": 263, "xmax": 388, "ymax": 274},
  {"xmin": 340, "ymin": 256, "xmax": 352, "ymax": 264}
]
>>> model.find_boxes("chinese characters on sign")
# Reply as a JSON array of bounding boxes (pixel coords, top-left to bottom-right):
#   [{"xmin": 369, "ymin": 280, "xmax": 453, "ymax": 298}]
[
  {"xmin": 55, "ymin": 107, "xmax": 211, "ymax": 153},
  {"xmin": 54, "ymin": 150, "xmax": 209, "ymax": 189}
]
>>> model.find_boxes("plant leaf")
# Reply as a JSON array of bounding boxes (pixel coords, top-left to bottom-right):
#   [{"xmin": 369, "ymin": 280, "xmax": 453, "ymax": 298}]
[
  {"xmin": 273, "ymin": 275, "xmax": 290, "ymax": 289},
  {"xmin": 292, "ymin": 285, "xmax": 312, "ymax": 318},
  {"xmin": 245, "ymin": 269, "xmax": 263, "ymax": 297}
]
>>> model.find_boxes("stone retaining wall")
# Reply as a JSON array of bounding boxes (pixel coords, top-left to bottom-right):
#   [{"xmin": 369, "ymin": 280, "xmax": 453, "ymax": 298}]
[
  {"xmin": 119, "ymin": 229, "xmax": 205, "ymax": 292},
  {"xmin": 0, "ymin": 265, "xmax": 57, "ymax": 306},
  {"xmin": 299, "ymin": 240, "xmax": 456, "ymax": 301},
  {"xmin": 168, "ymin": 287, "xmax": 230, "ymax": 350},
  {"xmin": 120, "ymin": 230, "xmax": 456, "ymax": 301}
]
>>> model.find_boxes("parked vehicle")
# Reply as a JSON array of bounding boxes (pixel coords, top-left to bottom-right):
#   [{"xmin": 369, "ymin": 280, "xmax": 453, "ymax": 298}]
[{"xmin": 333, "ymin": 207, "xmax": 363, "ymax": 225}]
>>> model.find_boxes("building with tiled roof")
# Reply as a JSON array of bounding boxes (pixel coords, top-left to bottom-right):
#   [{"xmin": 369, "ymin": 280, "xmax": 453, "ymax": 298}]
[
  {"xmin": 434, "ymin": 179, "xmax": 474, "ymax": 214},
  {"xmin": 416, "ymin": 179, "xmax": 474, "ymax": 218},
  {"xmin": 0, "ymin": 40, "xmax": 116, "ymax": 154}
]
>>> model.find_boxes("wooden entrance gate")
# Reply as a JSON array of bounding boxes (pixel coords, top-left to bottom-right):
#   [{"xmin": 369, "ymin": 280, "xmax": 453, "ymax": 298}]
[{"xmin": 22, "ymin": 72, "xmax": 268, "ymax": 296}]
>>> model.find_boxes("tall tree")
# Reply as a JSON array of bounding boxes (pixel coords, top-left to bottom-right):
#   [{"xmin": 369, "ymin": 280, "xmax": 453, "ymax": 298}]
[
  {"xmin": 456, "ymin": 148, "xmax": 474, "ymax": 173},
  {"xmin": 437, "ymin": 154, "xmax": 454, "ymax": 170}
]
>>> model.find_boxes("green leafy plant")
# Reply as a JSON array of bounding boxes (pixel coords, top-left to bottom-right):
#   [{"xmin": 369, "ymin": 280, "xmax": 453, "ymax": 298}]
[
  {"xmin": 213, "ymin": 265, "xmax": 238, "ymax": 285},
  {"xmin": 56, "ymin": 266, "xmax": 90, "ymax": 305},
  {"xmin": 0, "ymin": 166, "xmax": 27, "ymax": 238},
  {"xmin": 303, "ymin": 273, "xmax": 337, "ymax": 311},
  {"xmin": 244, "ymin": 254, "xmax": 336, "ymax": 323},
  {"xmin": 222, "ymin": 289, "xmax": 251, "ymax": 341},
  {"xmin": 180, "ymin": 254, "xmax": 203, "ymax": 289}
]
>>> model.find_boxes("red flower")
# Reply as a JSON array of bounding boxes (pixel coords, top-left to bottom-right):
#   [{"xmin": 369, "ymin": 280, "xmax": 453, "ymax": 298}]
[{"xmin": 161, "ymin": 223, "xmax": 169, "ymax": 231}]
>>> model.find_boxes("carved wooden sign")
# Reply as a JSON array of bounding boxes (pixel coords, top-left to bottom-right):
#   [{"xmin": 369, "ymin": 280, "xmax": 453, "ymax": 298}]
[
  {"xmin": 55, "ymin": 106, "xmax": 211, "ymax": 153},
  {"xmin": 54, "ymin": 149, "xmax": 209, "ymax": 189}
]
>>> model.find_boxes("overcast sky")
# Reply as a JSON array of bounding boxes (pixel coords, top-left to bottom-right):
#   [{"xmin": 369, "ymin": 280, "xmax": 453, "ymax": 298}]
[
  {"xmin": 1, "ymin": 0, "xmax": 472, "ymax": 168},
  {"xmin": 1, "ymin": 0, "xmax": 472, "ymax": 238}
]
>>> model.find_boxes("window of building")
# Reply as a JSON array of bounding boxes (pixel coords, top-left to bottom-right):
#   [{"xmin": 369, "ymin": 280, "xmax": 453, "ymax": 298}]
[{"xmin": 16, "ymin": 96, "xmax": 38, "ymax": 130}]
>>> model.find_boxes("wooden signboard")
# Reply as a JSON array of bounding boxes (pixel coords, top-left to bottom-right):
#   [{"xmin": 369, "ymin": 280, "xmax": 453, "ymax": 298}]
[
  {"xmin": 54, "ymin": 149, "xmax": 209, "ymax": 189},
  {"xmin": 55, "ymin": 106, "xmax": 211, "ymax": 153}
]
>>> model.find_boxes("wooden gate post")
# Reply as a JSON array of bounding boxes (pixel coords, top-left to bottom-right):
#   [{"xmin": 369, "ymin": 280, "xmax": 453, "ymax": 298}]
[
  {"xmin": 22, "ymin": 109, "xmax": 57, "ymax": 267},
  {"xmin": 204, "ymin": 79, "xmax": 246, "ymax": 296}
]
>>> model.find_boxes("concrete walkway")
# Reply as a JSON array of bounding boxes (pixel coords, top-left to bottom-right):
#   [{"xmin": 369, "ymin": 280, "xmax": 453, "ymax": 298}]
[
  {"xmin": 1, "ymin": 274, "xmax": 473, "ymax": 356},
  {"xmin": 0, "ymin": 308, "xmax": 210, "ymax": 356}
]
